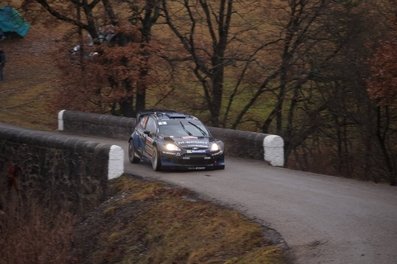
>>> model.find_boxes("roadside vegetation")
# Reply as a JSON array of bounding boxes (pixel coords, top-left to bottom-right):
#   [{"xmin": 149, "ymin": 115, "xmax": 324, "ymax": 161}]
[
  {"xmin": 0, "ymin": 176, "xmax": 288, "ymax": 264},
  {"xmin": 72, "ymin": 176, "xmax": 287, "ymax": 264},
  {"xmin": 0, "ymin": 201, "xmax": 76, "ymax": 264}
]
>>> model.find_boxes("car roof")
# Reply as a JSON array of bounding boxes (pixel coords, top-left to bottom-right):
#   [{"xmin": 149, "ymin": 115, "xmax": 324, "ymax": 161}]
[{"xmin": 137, "ymin": 109, "xmax": 198, "ymax": 122}]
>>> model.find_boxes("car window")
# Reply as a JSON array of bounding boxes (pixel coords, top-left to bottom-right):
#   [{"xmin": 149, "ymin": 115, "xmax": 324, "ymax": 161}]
[
  {"xmin": 139, "ymin": 116, "xmax": 148, "ymax": 129},
  {"xmin": 146, "ymin": 117, "xmax": 157, "ymax": 134},
  {"xmin": 159, "ymin": 120, "xmax": 209, "ymax": 137}
]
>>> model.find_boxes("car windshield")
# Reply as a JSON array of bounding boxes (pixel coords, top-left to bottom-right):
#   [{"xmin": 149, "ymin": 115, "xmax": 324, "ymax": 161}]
[{"xmin": 158, "ymin": 119, "xmax": 209, "ymax": 137}]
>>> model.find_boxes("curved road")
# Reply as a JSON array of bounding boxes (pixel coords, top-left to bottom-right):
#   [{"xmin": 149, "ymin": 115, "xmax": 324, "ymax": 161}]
[{"xmin": 77, "ymin": 135, "xmax": 397, "ymax": 264}]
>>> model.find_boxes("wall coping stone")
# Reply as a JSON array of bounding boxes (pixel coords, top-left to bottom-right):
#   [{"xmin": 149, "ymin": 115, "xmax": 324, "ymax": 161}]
[
  {"xmin": 263, "ymin": 135, "xmax": 284, "ymax": 166},
  {"xmin": 108, "ymin": 145, "xmax": 124, "ymax": 180}
]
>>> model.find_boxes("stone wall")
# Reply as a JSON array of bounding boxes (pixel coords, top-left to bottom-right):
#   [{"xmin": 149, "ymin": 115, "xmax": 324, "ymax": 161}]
[
  {"xmin": 208, "ymin": 127, "xmax": 265, "ymax": 160},
  {"xmin": 0, "ymin": 123, "xmax": 124, "ymax": 213},
  {"xmin": 59, "ymin": 110, "xmax": 284, "ymax": 166},
  {"xmin": 208, "ymin": 127, "xmax": 284, "ymax": 166},
  {"xmin": 59, "ymin": 110, "xmax": 135, "ymax": 140}
]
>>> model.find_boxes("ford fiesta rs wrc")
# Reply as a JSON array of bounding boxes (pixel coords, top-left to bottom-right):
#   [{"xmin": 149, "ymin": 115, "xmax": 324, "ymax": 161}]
[{"xmin": 128, "ymin": 110, "xmax": 225, "ymax": 171}]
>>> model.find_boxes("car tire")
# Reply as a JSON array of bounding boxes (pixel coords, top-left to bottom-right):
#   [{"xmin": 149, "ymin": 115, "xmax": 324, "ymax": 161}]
[
  {"xmin": 128, "ymin": 140, "xmax": 140, "ymax": 163},
  {"xmin": 151, "ymin": 147, "xmax": 162, "ymax": 171}
]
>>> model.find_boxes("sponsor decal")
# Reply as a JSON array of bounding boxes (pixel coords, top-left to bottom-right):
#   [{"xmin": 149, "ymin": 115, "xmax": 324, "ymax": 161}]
[
  {"xmin": 180, "ymin": 141, "xmax": 207, "ymax": 145},
  {"xmin": 187, "ymin": 149, "xmax": 206, "ymax": 154},
  {"xmin": 182, "ymin": 136, "xmax": 198, "ymax": 140}
]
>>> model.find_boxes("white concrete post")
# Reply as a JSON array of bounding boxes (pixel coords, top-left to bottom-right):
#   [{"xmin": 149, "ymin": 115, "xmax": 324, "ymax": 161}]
[
  {"xmin": 108, "ymin": 145, "xmax": 124, "ymax": 179},
  {"xmin": 58, "ymin": 109, "xmax": 66, "ymax": 131},
  {"xmin": 263, "ymin": 135, "xmax": 284, "ymax": 167}
]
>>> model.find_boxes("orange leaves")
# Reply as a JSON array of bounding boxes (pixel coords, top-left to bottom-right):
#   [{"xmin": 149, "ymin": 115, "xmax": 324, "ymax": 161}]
[
  {"xmin": 367, "ymin": 40, "xmax": 397, "ymax": 106},
  {"xmin": 53, "ymin": 21, "xmax": 155, "ymax": 113},
  {"xmin": 100, "ymin": 45, "xmax": 141, "ymax": 80}
]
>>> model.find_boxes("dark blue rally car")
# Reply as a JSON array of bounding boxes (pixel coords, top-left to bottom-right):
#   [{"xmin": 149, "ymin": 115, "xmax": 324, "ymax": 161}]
[{"xmin": 128, "ymin": 110, "xmax": 225, "ymax": 171}]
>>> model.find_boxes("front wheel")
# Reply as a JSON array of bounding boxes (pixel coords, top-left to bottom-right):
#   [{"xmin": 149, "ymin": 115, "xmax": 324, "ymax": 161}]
[
  {"xmin": 151, "ymin": 147, "xmax": 162, "ymax": 171},
  {"xmin": 128, "ymin": 140, "xmax": 140, "ymax": 163}
]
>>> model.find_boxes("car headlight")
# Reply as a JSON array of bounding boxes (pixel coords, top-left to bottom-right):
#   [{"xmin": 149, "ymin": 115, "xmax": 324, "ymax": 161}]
[
  {"xmin": 165, "ymin": 143, "xmax": 181, "ymax": 151},
  {"xmin": 210, "ymin": 143, "xmax": 220, "ymax": 152}
]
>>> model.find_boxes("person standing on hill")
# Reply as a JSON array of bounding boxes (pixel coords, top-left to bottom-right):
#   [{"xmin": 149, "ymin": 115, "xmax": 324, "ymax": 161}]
[{"xmin": 0, "ymin": 50, "xmax": 5, "ymax": 81}]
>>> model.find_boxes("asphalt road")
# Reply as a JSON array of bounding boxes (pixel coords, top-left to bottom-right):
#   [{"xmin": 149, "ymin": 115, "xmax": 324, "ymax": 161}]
[{"xmin": 73, "ymin": 135, "xmax": 397, "ymax": 264}]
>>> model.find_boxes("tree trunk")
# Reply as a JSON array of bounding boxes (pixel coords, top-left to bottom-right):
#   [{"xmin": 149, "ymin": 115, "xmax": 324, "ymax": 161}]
[
  {"xmin": 119, "ymin": 96, "xmax": 135, "ymax": 117},
  {"xmin": 376, "ymin": 106, "xmax": 396, "ymax": 185},
  {"xmin": 210, "ymin": 64, "xmax": 224, "ymax": 127},
  {"xmin": 101, "ymin": 0, "xmax": 118, "ymax": 25}
]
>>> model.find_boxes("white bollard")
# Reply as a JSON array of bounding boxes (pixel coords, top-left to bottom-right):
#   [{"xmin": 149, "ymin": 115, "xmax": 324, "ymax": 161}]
[
  {"xmin": 263, "ymin": 135, "xmax": 284, "ymax": 167},
  {"xmin": 58, "ymin": 109, "xmax": 66, "ymax": 131},
  {"xmin": 108, "ymin": 145, "xmax": 124, "ymax": 179}
]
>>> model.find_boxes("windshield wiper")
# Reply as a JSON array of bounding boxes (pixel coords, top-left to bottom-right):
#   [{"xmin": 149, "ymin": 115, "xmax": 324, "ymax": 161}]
[
  {"xmin": 180, "ymin": 121, "xmax": 193, "ymax": 136},
  {"xmin": 188, "ymin": 121, "xmax": 208, "ymax": 136}
]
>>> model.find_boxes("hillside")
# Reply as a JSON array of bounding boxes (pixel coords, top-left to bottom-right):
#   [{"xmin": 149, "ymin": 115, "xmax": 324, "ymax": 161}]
[{"xmin": 0, "ymin": 23, "xmax": 63, "ymax": 129}]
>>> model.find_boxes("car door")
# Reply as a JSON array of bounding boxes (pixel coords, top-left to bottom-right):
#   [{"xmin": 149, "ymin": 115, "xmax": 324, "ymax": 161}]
[
  {"xmin": 143, "ymin": 117, "xmax": 157, "ymax": 159},
  {"xmin": 133, "ymin": 116, "xmax": 148, "ymax": 156}
]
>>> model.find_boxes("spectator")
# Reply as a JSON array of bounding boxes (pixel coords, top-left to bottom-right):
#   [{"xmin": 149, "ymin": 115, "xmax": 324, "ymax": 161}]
[{"xmin": 0, "ymin": 50, "xmax": 5, "ymax": 81}]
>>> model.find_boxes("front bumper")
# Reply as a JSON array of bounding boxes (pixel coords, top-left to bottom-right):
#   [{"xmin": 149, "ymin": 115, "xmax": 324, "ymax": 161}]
[{"xmin": 159, "ymin": 150, "xmax": 225, "ymax": 170}]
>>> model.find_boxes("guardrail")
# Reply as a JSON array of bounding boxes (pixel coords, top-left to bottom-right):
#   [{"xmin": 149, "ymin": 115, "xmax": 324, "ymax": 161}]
[
  {"xmin": 0, "ymin": 123, "xmax": 123, "ymax": 213},
  {"xmin": 58, "ymin": 110, "xmax": 284, "ymax": 167}
]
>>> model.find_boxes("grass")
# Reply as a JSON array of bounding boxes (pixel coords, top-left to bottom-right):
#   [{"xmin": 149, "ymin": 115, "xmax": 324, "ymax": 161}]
[
  {"xmin": 0, "ymin": 199, "xmax": 76, "ymax": 264},
  {"xmin": 71, "ymin": 176, "xmax": 288, "ymax": 264}
]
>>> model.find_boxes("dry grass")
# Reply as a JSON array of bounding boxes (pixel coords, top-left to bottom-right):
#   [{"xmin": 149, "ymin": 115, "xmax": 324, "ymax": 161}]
[
  {"xmin": 71, "ymin": 176, "xmax": 287, "ymax": 264},
  {"xmin": 0, "ymin": 198, "xmax": 76, "ymax": 264}
]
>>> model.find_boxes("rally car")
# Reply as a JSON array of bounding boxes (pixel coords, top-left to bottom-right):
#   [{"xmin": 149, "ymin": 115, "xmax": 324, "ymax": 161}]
[{"xmin": 128, "ymin": 110, "xmax": 225, "ymax": 171}]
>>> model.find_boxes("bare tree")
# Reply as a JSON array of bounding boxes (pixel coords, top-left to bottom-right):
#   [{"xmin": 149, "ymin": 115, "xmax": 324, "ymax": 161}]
[
  {"xmin": 236, "ymin": 0, "xmax": 343, "ymax": 163},
  {"xmin": 162, "ymin": 0, "xmax": 235, "ymax": 126}
]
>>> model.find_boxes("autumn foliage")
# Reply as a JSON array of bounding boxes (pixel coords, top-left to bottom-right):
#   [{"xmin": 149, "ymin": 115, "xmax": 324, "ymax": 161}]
[
  {"xmin": 55, "ymin": 23, "xmax": 146, "ymax": 114},
  {"xmin": 367, "ymin": 40, "xmax": 397, "ymax": 106}
]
